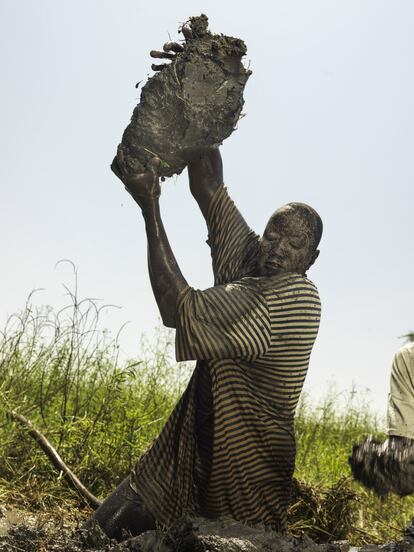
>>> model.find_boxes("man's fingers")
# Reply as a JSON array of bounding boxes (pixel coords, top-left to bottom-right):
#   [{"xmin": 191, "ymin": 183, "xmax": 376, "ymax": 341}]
[
  {"xmin": 150, "ymin": 50, "xmax": 176, "ymax": 60},
  {"xmin": 180, "ymin": 25, "xmax": 193, "ymax": 40},
  {"xmin": 111, "ymin": 156, "xmax": 122, "ymax": 179},
  {"xmin": 117, "ymin": 144, "xmax": 131, "ymax": 177},
  {"xmin": 163, "ymin": 41, "xmax": 184, "ymax": 53},
  {"xmin": 123, "ymin": 185, "xmax": 133, "ymax": 197},
  {"xmin": 116, "ymin": 144, "xmax": 124, "ymax": 165},
  {"xmin": 151, "ymin": 63, "xmax": 169, "ymax": 72},
  {"xmin": 148, "ymin": 157, "xmax": 161, "ymax": 174}
]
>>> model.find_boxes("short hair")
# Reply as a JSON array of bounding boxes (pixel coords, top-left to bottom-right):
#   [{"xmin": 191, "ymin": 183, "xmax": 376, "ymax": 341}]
[{"xmin": 285, "ymin": 202, "xmax": 323, "ymax": 250}]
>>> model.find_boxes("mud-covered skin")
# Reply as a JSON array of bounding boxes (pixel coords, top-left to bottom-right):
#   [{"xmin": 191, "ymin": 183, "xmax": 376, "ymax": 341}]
[
  {"xmin": 117, "ymin": 14, "xmax": 251, "ymax": 178},
  {"xmin": 85, "ymin": 476, "xmax": 156, "ymax": 541},
  {"xmin": 256, "ymin": 204, "xmax": 322, "ymax": 277},
  {"xmin": 349, "ymin": 435, "xmax": 414, "ymax": 498}
]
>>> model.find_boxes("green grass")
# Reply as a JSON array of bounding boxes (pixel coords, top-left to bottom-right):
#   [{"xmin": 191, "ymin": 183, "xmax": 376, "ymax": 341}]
[
  {"xmin": 0, "ymin": 288, "xmax": 191, "ymax": 508},
  {"xmin": 292, "ymin": 391, "xmax": 414, "ymax": 544},
  {"xmin": 0, "ymin": 285, "xmax": 413, "ymax": 546}
]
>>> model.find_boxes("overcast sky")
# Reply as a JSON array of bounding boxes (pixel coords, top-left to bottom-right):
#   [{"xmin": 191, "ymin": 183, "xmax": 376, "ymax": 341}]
[{"xmin": 1, "ymin": 0, "xmax": 413, "ymax": 417}]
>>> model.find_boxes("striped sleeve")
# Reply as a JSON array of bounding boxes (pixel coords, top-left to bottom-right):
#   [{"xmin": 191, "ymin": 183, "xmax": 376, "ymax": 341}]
[
  {"xmin": 207, "ymin": 185, "xmax": 260, "ymax": 285},
  {"xmin": 175, "ymin": 280, "xmax": 271, "ymax": 362}
]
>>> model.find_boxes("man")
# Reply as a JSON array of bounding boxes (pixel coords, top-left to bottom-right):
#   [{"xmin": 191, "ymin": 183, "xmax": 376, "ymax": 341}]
[
  {"xmin": 350, "ymin": 342, "xmax": 414, "ymax": 502},
  {"xmin": 388, "ymin": 341, "xmax": 414, "ymax": 444},
  {"xmin": 89, "ymin": 147, "xmax": 322, "ymax": 540}
]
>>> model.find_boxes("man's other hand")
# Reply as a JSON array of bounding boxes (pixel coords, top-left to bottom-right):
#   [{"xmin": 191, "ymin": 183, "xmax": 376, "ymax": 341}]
[{"xmin": 111, "ymin": 146, "xmax": 161, "ymax": 208}]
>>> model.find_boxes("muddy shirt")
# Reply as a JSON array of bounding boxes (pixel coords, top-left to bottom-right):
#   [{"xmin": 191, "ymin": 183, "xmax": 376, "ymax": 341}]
[
  {"xmin": 130, "ymin": 185, "xmax": 321, "ymax": 531},
  {"xmin": 387, "ymin": 343, "xmax": 414, "ymax": 439}
]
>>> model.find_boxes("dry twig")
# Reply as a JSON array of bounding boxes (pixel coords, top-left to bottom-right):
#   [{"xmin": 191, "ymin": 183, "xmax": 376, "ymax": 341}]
[{"xmin": 8, "ymin": 410, "xmax": 101, "ymax": 510}]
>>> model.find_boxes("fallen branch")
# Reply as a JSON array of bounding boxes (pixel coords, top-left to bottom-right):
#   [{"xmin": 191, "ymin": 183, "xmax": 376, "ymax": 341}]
[{"xmin": 8, "ymin": 410, "xmax": 101, "ymax": 510}]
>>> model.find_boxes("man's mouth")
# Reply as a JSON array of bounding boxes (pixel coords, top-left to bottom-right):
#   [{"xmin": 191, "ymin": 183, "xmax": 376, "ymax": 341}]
[
  {"xmin": 260, "ymin": 257, "xmax": 285, "ymax": 275},
  {"xmin": 265, "ymin": 253, "xmax": 284, "ymax": 267},
  {"xmin": 265, "ymin": 260, "xmax": 282, "ymax": 270},
  {"xmin": 257, "ymin": 250, "xmax": 285, "ymax": 275}
]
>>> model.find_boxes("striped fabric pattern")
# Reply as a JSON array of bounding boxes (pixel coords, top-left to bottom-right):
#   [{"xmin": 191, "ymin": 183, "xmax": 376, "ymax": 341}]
[{"xmin": 130, "ymin": 185, "xmax": 321, "ymax": 531}]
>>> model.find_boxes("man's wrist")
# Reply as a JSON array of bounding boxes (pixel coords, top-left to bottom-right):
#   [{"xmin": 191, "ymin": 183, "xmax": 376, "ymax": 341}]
[
  {"xmin": 138, "ymin": 196, "xmax": 160, "ymax": 219},
  {"xmin": 131, "ymin": 194, "xmax": 159, "ymax": 211}
]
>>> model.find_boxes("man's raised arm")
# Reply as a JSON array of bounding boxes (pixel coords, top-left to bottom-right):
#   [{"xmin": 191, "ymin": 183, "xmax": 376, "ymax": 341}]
[
  {"xmin": 111, "ymin": 151, "xmax": 187, "ymax": 328},
  {"xmin": 187, "ymin": 148, "xmax": 260, "ymax": 284},
  {"xmin": 187, "ymin": 148, "xmax": 223, "ymax": 219}
]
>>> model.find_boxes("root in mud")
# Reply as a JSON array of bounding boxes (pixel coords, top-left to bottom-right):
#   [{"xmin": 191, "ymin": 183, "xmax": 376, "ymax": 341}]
[
  {"xmin": 288, "ymin": 477, "xmax": 359, "ymax": 543},
  {"xmin": 117, "ymin": 14, "xmax": 251, "ymax": 178}
]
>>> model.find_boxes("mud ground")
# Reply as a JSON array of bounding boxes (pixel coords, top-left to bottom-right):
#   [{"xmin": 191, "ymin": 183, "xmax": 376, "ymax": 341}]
[{"xmin": 1, "ymin": 508, "xmax": 413, "ymax": 552}]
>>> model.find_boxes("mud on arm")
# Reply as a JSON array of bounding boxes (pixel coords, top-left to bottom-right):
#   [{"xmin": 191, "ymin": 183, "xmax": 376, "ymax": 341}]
[
  {"xmin": 111, "ymin": 152, "xmax": 188, "ymax": 328},
  {"xmin": 188, "ymin": 149, "xmax": 260, "ymax": 284},
  {"xmin": 142, "ymin": 198, "xmax": 188, "ymax": 328},
  {"xmin": 187, "ymin": 148, "xmax": 224, "ymax": 219}
]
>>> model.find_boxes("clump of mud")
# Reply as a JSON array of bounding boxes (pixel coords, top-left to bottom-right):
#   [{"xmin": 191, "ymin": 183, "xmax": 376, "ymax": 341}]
[
  {"xmin": 117, "ymin": 14, "xmax": 251, "ymax": 178},
  {"xmin": 349, "ymin": 436, "xmax": 414, "ymax": 498}
]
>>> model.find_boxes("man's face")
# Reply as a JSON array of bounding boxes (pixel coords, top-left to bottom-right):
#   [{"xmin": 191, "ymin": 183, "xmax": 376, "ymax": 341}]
[{"xmin": 256, "ymin": 205, "xmax": 319, "ymax": 277}]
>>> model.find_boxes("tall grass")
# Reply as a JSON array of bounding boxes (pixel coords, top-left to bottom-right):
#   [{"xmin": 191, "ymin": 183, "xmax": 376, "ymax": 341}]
[
  {"xmin": 293, "ymin": 391, "xmax": 414, "ymax": 544},
  {"xmin": 0, "ymin": 277, "xmax": 191, "ymax": 507},
  {"xmin": 0, "ymin": 279, "xmax": 413, "ymax": 545}
]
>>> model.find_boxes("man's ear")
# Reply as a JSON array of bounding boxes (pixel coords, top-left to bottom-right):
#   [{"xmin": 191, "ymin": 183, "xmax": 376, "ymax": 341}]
[{"xmin": 307, "ymin": 249, "xmax": 320, "ymax": 270}]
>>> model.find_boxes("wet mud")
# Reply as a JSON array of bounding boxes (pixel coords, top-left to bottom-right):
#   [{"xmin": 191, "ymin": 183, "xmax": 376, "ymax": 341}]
[
  {"xmin": 349, "ymin": 437, "xmax": 414, "ymax": 498},
  {"xmin": 117, "ymin": 14, "xmax": 251, "ymax": 178},
  {"xmin": 1, "ymin": 513, "xmax": 413, "ymax": 552}
]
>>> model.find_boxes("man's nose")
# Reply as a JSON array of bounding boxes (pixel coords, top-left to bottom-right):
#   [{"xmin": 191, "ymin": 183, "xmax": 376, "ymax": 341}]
[
  {"xmin": 260, "ymin": 238, "xmax": 274, "ymax": 252},
  {"xmin": 277, "ymin": 236, "xmax": 290, "ymax": 250}
]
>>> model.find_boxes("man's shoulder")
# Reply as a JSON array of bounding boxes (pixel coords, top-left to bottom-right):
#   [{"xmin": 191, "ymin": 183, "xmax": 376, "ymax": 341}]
[
  {"xmin": 394, "ymin": 342, "xmax": 414, "ymax": 366},
  {"xmin": 234, "ymin": 273, "xmax": 320, "ymax": 301}
]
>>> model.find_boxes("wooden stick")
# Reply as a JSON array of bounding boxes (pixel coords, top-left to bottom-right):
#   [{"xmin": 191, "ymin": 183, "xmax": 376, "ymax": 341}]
[{"xmin": 9, "ymin": 410, "xmax": 101, "ymax": 510}]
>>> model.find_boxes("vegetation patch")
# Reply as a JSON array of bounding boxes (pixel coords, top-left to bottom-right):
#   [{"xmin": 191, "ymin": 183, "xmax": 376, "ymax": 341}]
[{"xmin": 1, "ymin": 280, "xmax": 414, "ymax": 547}]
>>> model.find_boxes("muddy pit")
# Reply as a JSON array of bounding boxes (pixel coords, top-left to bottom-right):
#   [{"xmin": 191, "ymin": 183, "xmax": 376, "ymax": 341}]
[
  {"xmin": 117, "ymin": 14, "xmax": 251, "ymax": 178},
  {"xmin": 1, "ymin": 511, "xmax": 413, "ymax": 552}
]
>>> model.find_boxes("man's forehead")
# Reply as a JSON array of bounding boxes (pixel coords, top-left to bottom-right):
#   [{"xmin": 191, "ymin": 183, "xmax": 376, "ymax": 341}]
[
  {"xmin": 275, "ymin": 204, "xmax": 294, "ymax": 214},
  {"xmin": 265, "ymin": 205, "xmax": 315, "ymax": 235},
  {"xmin": 268, "ymin": 205, "xmax": 308, "ymax": 225}
]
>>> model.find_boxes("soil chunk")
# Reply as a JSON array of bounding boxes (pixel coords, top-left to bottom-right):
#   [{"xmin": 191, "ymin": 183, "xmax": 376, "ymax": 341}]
[
  {"xmin": 117, "ymin": 14, "xmax": 251, "ymax": 178},
  {"xmin": 349, "ymin": 436, "xmax": 414, "ymax": 498}
]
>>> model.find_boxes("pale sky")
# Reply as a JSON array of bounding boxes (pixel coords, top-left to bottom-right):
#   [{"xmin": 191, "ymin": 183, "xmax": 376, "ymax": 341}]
[{"xmin": 1, "ymin": 0, "xmax": 413, "ymax": 417}]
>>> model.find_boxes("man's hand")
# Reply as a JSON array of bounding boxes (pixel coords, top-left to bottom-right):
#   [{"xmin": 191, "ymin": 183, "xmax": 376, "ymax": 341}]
[
  {"xmin": 148, "ymin": 29, "xmax": 189, "ymax": 72},
  {"xmin": 111, "ymin": 146, "xmax": 161, "ymax": 209}
]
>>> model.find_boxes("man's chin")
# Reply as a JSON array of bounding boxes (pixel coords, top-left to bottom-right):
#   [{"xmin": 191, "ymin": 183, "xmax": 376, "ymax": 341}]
[{"xmin": 257, "ymin": 264, "xmax": 284, "ymax": 277}]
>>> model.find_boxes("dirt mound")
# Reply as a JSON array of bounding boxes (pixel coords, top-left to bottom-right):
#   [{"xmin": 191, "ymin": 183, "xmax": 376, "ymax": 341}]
[
  {"xmin": 117, "ymin": 14, "xmax": 251, "ymax": 178},
  {"xmin": 1, "ymin": 517, "xmax": 412, "ymax": 552},
  {"xmin": 0, "ymin": 519, "xmax": 324, "ymax": 552}
]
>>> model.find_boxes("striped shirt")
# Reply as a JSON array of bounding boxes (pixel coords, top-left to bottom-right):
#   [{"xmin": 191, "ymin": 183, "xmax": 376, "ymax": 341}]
[{"xmin": 130, "ymin": 185, "xmax": 321, "ymax": 531}]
